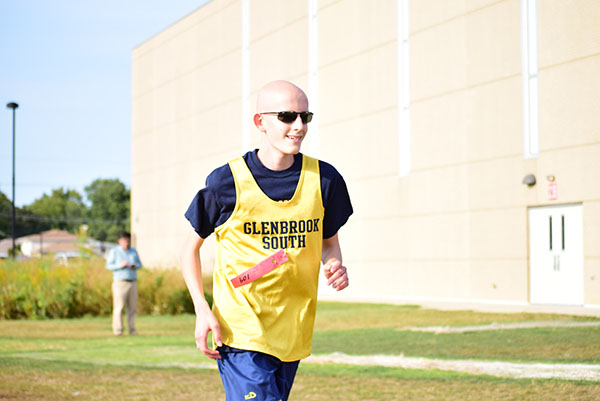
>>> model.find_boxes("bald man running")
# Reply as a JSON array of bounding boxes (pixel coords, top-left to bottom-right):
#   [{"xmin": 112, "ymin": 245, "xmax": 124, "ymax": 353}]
[{"xmin": 181, "ymin": 80, "xmax": 353, "ymax": 401}]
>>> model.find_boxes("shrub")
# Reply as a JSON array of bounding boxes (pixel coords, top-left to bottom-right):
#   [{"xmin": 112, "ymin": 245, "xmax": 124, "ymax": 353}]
[
  {"xmin": 0, "ymin": 257, "xmax": 212, "ymax": 320},
  {"xmin": 137, "ymin": 267, "xmax": 201, "ymax": 315}
]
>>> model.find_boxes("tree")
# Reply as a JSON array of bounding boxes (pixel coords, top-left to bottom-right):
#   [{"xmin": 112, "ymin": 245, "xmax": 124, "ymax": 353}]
[
  {"xmin": 0, "ymin": 190, "xmax": 50, "ymax": 239},
  {"xmin": 25, "ymin": 188, "xmax": 87, "ymax": 233},
  {"xmin": 0, "ymin": 191, "xmax": 12, "ymax": 238},
  {"xmin": 85, "ymin": 179, "xmax": 130, "ymax": 243}
]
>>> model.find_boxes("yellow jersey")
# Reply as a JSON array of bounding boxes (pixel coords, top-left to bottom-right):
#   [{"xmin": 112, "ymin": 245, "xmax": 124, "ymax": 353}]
[{"xmin": 212, "ymin": 154, "xmax": 324, "ymax": 361}]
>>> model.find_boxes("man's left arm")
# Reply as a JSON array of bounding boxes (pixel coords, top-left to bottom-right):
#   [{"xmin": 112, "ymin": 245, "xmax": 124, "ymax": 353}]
[
  {"xmin": 322, "ymin": 233, "xmax": 348, "ymax": 291},
  {"xmin": 132, "ymin": 249, "xmax": 142, "ymax": 270}
]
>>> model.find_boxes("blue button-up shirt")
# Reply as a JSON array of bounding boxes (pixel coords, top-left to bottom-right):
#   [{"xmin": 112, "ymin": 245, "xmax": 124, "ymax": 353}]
[{"xmin": 106, "ymin": 245, "xmax": 142, "ymax": 281}]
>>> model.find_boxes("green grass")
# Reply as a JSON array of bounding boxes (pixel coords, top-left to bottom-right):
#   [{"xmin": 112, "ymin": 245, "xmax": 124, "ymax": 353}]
[
  {"xmin": 311, "ymin": 302, "xmax": 600, "ymax": 364},
  {"xmin": 3, "ymin": 313, "xmax": 597, "ymax": 366},
  {"xmin": 312, "ymin": 326, "xmax": 600, "ymax": 363},
  {"xmin": 313, "ymin": 301, "xmax": 597, "ymax": 331},
  {"xmin": 1, "ymin": 303, "xmax": 599, "ymax": 400}
]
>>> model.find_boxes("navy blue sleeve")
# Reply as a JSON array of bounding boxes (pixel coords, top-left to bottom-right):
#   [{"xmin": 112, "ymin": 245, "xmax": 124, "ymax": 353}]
[
  {"xmin": 184, "ymin": 164, "xmax": 236, "ymax": 238},
  {"xmin": 319, "ymin": 161, "xmax": 353, "ymax": 239},
  {"xmin": 184, "ymin": 153, "xmax": 353, "ymax": 239}
]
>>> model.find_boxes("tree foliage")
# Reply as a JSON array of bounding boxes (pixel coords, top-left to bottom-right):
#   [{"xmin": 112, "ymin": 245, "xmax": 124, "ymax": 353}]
[
  {"xmin": 1, "ymin": 179, "xmax": 130, "ymax": 243},
  {"xmin": 0, "ymin": 191, "xmax": 50, "ymax": 239},
  {"xmin": 0, "ymin": 191, "xmax": 12, "ymax": 238},
  {"xmin": 85, "ymin": 178, "xmax": 130, "ymax": 242},
  {"xmin": 25, "ymin": 188, "xmax": 87, "ymax": 232}
]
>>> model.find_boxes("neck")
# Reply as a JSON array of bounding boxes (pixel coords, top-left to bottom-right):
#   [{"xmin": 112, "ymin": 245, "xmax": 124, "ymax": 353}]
[{"xmin": 256, "ymin": 148, "xmax": 295, "ymax": 171}]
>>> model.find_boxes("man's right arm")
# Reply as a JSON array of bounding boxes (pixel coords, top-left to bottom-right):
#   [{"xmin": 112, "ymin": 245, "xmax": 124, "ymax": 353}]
[
  {"xmin": 180, "ymin": 230, "xmax": 222, "ymax": 360},
  {"xmin": 106, "ymin": 248, "xmax": 129, "ymax": 270},
  {"xmin": 105, "ymin": 249, "xmax": 120, "ymax": 270}
]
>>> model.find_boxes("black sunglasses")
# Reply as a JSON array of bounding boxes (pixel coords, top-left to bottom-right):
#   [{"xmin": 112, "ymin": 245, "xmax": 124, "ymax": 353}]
[{"xmin": 260, "ymin": 111, "xmax": 313, "ymax": 124}]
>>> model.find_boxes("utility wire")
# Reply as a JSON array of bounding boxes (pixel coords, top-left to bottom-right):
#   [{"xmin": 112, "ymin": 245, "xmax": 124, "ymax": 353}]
[{"xmin": 0, "ymin": 212, "xmax": 128, "ymax": 225}]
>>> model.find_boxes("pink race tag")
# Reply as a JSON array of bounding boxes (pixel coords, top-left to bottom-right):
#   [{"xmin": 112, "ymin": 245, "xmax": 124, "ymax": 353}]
[{"xmin": 231, "ymin": 249, "xmax": 288, "ymax": 288}]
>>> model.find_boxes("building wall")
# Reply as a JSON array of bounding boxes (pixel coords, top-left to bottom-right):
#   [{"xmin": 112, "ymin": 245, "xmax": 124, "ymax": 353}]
[
  {"xmin": 132, "ymin": 0, "xmax": 600, "ymax": 306},
  {"xmin": 132, "ymin": 0, "xmax": 245, "ymax": 268},
  {"xmin": 537, "ymin": 0, "xmax": 600, "ymax": 305}
]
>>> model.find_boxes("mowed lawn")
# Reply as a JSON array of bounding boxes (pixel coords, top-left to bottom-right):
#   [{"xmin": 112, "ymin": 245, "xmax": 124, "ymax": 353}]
[{"xmin": 1, "ymin": 302, "xmax": 599, "ymax": 400}]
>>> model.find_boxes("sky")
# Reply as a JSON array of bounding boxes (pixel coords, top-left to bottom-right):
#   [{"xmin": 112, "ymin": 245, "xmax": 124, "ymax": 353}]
[{"xmin": 0, "ymin": 1, "xmax": 208, "ymax": 207}]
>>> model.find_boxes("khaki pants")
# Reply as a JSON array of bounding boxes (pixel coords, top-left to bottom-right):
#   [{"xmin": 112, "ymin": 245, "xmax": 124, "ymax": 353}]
[{"xmin": 112, "ymin": 280, "xmax": 138, "ymax": 335}]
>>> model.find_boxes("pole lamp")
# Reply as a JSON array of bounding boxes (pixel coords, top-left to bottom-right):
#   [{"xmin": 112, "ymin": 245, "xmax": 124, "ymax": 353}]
[{"xmin": 6, "ymin": 102, "xmax": 18, "ymax": 259}]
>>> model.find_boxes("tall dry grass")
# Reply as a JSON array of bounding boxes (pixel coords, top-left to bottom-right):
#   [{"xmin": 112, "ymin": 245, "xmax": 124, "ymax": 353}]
[{"xmin": 0, "ymin": 256, "xmax": 211, "ymax": 319}]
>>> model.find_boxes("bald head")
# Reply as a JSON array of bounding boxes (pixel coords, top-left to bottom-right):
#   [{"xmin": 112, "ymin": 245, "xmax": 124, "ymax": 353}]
[{"xmin": 256, "ymin": 80, "xmax": 309, "ymax": 113}]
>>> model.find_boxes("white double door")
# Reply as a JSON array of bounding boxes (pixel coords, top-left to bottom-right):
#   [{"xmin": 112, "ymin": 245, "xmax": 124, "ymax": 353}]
[{"xmin": 528, "ymin": 203, "xmax": 584, "ymax": 305}]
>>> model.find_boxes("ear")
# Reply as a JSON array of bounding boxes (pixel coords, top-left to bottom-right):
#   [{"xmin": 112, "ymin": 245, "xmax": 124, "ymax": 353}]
[{"xmin": 253, "ymin": 113, "xmax": 266, "ymax": 132}]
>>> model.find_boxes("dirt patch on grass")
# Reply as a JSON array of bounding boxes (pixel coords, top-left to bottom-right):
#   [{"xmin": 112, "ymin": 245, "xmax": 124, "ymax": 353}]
[
  {"xmin": 0, "ymin": 358, "xmax": 224, "ymax": 401},
  {"xmin": 306, "ymin": 353, "xmax": 600, "ymax": 382},
  {"xmin": 11, "ymin": 351, "xmax": 600, "ymax": 383},
  {"xmin": 404, "ymin": 321, "xmax": 600, "ymax": 334},
  {"xmin": 2, "ymin": 357, "xmax": 599, "ymax": 401},
  {"xmin": 293, "ymin": 373, "xmax": 600, "ymax": 401}
]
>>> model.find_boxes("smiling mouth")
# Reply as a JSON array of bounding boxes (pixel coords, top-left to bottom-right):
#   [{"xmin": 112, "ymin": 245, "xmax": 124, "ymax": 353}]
[{"xmin": 287, "ymin": 135, "xmax": 303, "ymax": 141}]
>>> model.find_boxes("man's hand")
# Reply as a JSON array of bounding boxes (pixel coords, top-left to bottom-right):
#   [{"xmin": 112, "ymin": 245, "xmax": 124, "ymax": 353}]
[
  {"xmin": 194, "ymin": 309, "xmax": 223, "ymax": 360},
  {"xmin": 120, "ymin": 260, "xmax": 129, "ymax": 268},
  {"xmin": 324, "ymin": 259, "xmax": 349, "ymax": 291}
]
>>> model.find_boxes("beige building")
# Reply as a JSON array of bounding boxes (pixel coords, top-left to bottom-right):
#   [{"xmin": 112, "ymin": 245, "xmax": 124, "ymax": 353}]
[{"xmin": 131, "ymin": 0, "xmax": 600, "ymax": 307}]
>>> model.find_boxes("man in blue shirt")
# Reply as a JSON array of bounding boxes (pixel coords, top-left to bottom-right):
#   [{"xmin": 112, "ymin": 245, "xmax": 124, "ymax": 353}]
[{"xmin": 106, "ymin": 232, "xmax": 142, "ymax": 335}]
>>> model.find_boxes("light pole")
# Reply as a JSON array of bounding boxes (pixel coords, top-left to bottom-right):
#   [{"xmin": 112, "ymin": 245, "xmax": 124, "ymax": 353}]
[{"xmin": 6, "ymin": 102, "xmax": 18, "ymax": 259}]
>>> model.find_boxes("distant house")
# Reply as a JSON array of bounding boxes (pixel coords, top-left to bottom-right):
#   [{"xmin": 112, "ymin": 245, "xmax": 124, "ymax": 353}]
[
  {"xmin": 0, "ymin": 238, "xmax": 16, "ymax": 258},
  {"xmin": 0, "ymin": 229, "xmax": 115, "ymax": 259},
  {"xmin": 18, "ymin": 229, "xmax": 78, "ymax": 257}
]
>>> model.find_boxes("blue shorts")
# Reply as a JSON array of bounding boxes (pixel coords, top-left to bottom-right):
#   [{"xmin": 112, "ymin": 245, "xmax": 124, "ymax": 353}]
[{"xmin": 216, "ymin": 345, "xmax": 300, "ymax": 401}]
